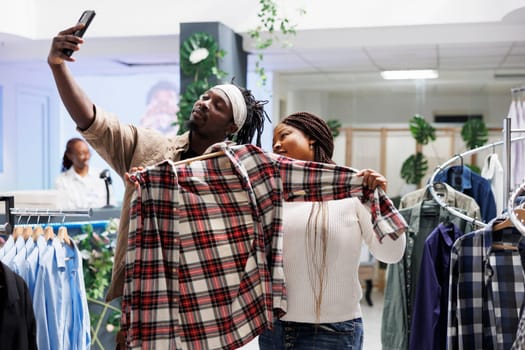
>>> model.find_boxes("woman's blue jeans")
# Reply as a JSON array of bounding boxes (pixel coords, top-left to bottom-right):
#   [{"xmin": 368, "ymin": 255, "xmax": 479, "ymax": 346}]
[{"xmin": 258, "ymin": 318, "xmax": 364, "ymax": 349}]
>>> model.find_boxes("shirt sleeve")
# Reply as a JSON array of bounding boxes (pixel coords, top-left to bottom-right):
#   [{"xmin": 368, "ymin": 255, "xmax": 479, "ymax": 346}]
[
  {"xmin": 273, "ymin": 153, "xmax": 408, "ymax": 241},
  {"xmin": 357, "ymin": 200, "xmax": 405, "ymax": 263},
  {"xmin": 409, "ymin": 233, "xmax": 440, "ymax": 350}
]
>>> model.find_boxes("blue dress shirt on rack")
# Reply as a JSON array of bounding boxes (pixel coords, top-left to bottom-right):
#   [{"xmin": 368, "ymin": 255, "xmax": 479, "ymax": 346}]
[{"xmin": 434, "ymin": 165, "xmax": 497, "ymax": 222}]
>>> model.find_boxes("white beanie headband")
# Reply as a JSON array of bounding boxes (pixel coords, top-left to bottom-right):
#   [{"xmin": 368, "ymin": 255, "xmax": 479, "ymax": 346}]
[{"xmin": 213, "ymin": 84, "xmax": 247, "ymax": 134}]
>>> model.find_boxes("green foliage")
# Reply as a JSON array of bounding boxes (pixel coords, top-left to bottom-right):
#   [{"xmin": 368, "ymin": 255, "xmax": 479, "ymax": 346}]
[
  {"xmin": 401, "ymin": 152, "xmax": 429, "ymax": 185},
  {"xmin": 176, "ymin": 32, "xmax": 227, "ymax": 134},
  {"xmin": 400, "ymin": 115, "xmax": 436, "ymax": 185},
  {"xmin": 326, "ymin": 119, "xmax": 342, "ymax": 138},
  {"xmin": 466, "ymin": 163, "xmax": 481, "ymax": 175},
  {"xmin": 461, "ymin": 119, "xmax": 488, "ymax": 150},
  {"xmin": 409, "ymin": 115, "xmax": 436, "ymax": 145},
  {"xmin": 76, "ymin": 220, "xmax": 121, "ymax": 334},
  {"xmin": 248, "ymin": 0, "xmax": 304, "ymax": 85},
  {"xmin": 176, "ymin": 80, "xmax": 211, "ymax": 135}
]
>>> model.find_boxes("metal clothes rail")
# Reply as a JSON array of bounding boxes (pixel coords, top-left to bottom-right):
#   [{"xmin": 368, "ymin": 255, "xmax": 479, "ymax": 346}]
[
  {"xmin": 508, "ymin": 182, "xmax": 525, "ymax": 236},
  {"xmin": 427, "ymin": 117, "xmax": 525, "ymax": 228}
]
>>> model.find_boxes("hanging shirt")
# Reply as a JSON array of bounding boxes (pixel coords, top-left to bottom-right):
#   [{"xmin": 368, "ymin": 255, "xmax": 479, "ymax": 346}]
[
  {"xmin": 481, "ymin": 153, "xmax": 505, "ymax": 215},
  {"xmin": 409, "ymin": 223, "xmax": 465, "ymax": 350},
  {"xmin": 400, "ymin": 182, "xmax": 481, "ymax": 217},
  {"xmin": 123, "ymin": 143, "xmax": 407, "ymax": 350},
  {"xmin": 434, "ymin": 165, "xmax": 497, "ymax": 222},
  {"xmin": 381, "ymin": 201, "xmax": 476, "ymax": 350},
  {"xmin": 0, "ymin": 234, "xmax": 14, "ymax": 259},
  {"xmin": 447, "ymin": 222, "xmax": 525, "ymax": 350},
  {"xmin": 510, "ymin": 99, "xmax": 525, "ymax": 189},
  {"xmin": 0, "ymin": 262, "xmax": 37, "ymax": 350}
]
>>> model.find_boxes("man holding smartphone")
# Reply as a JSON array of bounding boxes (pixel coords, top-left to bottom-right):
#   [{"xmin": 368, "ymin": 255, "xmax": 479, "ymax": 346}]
[{"xmin": 47, "ymin": 22, "xmax": 269, "ymax": 302}]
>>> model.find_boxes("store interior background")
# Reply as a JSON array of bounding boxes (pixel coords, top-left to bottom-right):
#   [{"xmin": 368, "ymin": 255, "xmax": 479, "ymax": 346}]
[
  {"xmin": 0, "ymin": 0, "xmax": 524, "ymax": 204},
  {"xmin": 0, "ymin": 2, "xmax": 524, "ymax": 349}
]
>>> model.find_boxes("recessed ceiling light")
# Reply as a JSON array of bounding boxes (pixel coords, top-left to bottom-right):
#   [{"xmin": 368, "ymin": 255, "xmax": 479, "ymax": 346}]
[{"xmin": 380, "ymin": 69, "xmax": 439, "ymax": 80}]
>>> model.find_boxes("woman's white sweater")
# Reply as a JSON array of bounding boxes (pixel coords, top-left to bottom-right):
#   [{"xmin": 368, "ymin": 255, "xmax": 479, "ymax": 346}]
[{"xmin": 281, "ymin": 198, "xmax": 405, "ymax": 323}]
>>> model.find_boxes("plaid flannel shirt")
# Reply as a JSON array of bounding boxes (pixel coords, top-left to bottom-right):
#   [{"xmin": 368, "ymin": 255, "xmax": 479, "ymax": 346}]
[
  {"xmin": 122, "ymin": 143, "xmax": 407, "ymax": 350},
  {"xmin": 447, "ymin": 221, "xmax": 525, "ymax": 350}
]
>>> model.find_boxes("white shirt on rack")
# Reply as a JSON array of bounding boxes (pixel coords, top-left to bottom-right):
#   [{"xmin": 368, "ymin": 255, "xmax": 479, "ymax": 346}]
[
  {"xmin": 54, "ymin": 167, "xmax": 109, "ymax": 209},
  {"xmin": 481, "ymin": 153, "xmax": 504, "ymax": 215}
]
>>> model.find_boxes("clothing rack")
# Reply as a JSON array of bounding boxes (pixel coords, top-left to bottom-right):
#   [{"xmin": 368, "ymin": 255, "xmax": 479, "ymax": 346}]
[
  {"xmin": 428, "ymin": 115, "xmax": 525, "ymax": 227},
  {"xmin": 511, "ymin": 86, "xmax": 525, "ymax": 94},
  {"xmin": 508, "ymin": 181, "xmax": 525, "ymax": 236},
  {"xmin": 9, "ymin": 208, "xmax": 92, "ymax": 227},
  {"xmin": 10, "ymin": 208, "xmax": 92, "ymax": 217}
]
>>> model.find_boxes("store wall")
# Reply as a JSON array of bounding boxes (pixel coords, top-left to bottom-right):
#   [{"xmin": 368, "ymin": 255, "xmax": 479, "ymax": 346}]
[
  {"xmin": 285, "ymin": 89, "xmax": 511, "ymax": 127},
  {"xmin": 0, "ymin": 63, "xmax": 60, "ymax": 192}
]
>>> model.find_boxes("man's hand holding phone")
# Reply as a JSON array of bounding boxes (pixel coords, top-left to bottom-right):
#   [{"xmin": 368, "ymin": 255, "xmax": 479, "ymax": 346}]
[{"xmin": 48, "ymin": 10, "xmax": 95, "ymax": 66}]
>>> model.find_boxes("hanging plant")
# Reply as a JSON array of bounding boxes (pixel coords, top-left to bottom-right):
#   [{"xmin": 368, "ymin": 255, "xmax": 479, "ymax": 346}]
[
  {"xmin": 400, "ymin": 115, "xmax": 436, "ymax": 185},
  {"xmin": 460, "ymin": 118, "xmax": 488, "ymax": 174},
  {"xmin": 176, "ymin": 32, "xmax": 227, "ymax": 134},
  {"xmin": 248, "ymin": 0, "xmax": 304, "ymax": 85},
  {"xmin": 409, "ymin": 114, "xmax": 436, "ymax": 145},
  {"xmin": 326, "ymin": 119, "xmax": 342, "ymax": 138},
  {"xmin": 401, "ymin": 152, "xmax": 429, "ymax": 185},
  {"xmin": 461, "ymin": 118, "xmax": 488, "ymax": 150}
]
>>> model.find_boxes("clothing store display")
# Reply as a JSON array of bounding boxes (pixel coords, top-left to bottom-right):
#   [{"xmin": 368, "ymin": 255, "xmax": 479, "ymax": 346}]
[
  {"xmin": 447, "ymin": 221, "xmax": 525, "ymax": 350},
  {"xmin": 433, "ymin": 165, "xmax": 497, "ymax": 222},
  {"xmin": 382, "ymin": 200, "xmax": 478, "ymax": 350},
  {"xmin": 55, "ymin": 166, "xmax": 110, "ymax": 209},
  {"xmin": 409, "ymin": 223, "xmax": 465, "ymax": 350},
  {"xmin": 0, "ymin": 262, "xmax": 37, "ymax": 350},
  {"xmin": 481, "ymin": 153, "xmax": 505, "ymax": 215},
  {"xmin": 400, "ymin": 182, "xmax": 481, "ymax": 216},
  {"xmin": 80, "ymin": 106, "xmax": 191, "ymax": 301},
  {"xmin": 1, "ymin": 233, "xmax": 90, "ymax": 350},
  {"xmin": 122, "ymin": 143, "xmax": 407, "ymax": 350}
]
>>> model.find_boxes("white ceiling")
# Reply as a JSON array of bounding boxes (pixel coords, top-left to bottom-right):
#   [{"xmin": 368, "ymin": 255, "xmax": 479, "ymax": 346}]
[{"xmin": 1, "ymin": 3, "xmax": 524, "ymax": 94}]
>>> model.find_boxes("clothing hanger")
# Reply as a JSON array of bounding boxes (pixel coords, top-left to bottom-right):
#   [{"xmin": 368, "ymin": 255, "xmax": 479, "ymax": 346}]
[
  {"xmin": 44, "ymin": 226, "xmax": 55, "ymax": 241},
  {"xmin": 491, "ymin": 208, "xmax": 525, "ymax": 251},
  {"xmin": 22, "ymin": 214, "xmax": 33, "ymax": 240},
  {"xmin": 172, "ymin": 150, "xmax": 225, "ymax": 166},
  {"xmin": 57, "ymin": 215, "xmax": 71, "ymax": 246},
  {"xmin": 492, "ymin": 209, "xmax": 525, "ymax": 231},
  {"xmin": 57, "ymin": 226, "xmax": 71, "ymax": 246},
  {"xmin": 43, "ymin": 212, "xmax": 55, "ymax": 241},
  {"xmin": 11, "ymin": 215, "xmax": 23, "ymax": 240},
  {"xmin": 32, "ymin": 225, "xmax": 44, "ymax": 241}
]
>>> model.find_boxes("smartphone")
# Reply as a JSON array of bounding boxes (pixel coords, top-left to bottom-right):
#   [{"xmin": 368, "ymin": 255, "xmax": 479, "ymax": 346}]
[{"xmin": 63, "ymin": 10, "xmax": 96, "ymax": 57}]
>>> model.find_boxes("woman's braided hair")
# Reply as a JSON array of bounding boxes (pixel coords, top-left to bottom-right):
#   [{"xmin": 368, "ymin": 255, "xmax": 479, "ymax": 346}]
[
  {"xmin": 280, "ymin": 111, "xmax": 335, "ymax": 164},
  {"xmin": 278, "ymin": 111, "xmax": 336, "ymax": 322}
]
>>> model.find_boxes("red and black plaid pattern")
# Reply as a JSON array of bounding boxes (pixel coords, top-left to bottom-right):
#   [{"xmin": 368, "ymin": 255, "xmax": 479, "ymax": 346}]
[{"xmin": 122, "ymin": 143, "xmax": 407, "ymax": 349}]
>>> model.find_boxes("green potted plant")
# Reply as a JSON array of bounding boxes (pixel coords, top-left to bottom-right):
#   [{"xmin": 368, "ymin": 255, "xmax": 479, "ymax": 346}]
[
  {"xmin": 176, "ymin": 32, "xmax": 227, "ymax": 134},
  {"xmin": 400, "ymin": 115, "xmax": 436, "ymax": 187},
  {"xmin": 460, "ymin": 118, "xmax": 488, "ymax": 174}
]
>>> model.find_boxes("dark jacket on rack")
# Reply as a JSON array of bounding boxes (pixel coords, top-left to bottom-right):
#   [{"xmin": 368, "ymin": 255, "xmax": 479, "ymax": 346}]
[{"xmin": 0, "ymin": 262, "xmax": 37, "ymax": 350}]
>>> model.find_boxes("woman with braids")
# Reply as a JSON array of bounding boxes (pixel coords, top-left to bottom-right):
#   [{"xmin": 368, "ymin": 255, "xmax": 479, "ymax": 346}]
[
  {"xmin": 47, "ymin": 22, "xmax": 269, "ymax": 312},
  {"xmin": 54, "ymin": 137, "xmax": 110, "ymax": 209},
  {"xmin": 259, "ymin": 112, "xmax": 406, "ymax": 349}
]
